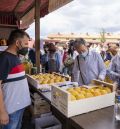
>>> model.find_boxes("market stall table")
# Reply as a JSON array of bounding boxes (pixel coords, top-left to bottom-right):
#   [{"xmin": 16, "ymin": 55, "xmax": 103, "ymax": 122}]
[
  {"xmin": 29, "ymin": 84, "xmax": 120, "ymax": 129},
  {"xmin": 70, "ymin": 106, "xmax": 120, "ymax": 129}
]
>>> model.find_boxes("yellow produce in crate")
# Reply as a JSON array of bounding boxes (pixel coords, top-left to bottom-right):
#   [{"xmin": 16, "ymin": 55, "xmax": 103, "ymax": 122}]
[
  {"xmin": 71, "ymin": 95, "xmax": 76, "ymax": 101},
  {"xmin": 68, "ymin": 86, "xmax": 112, "ymax": 101},
  {"xmin": 31, "ymin": 73, "xmax": 68, "ymax": 84},
  {"xmin": 104, "ymin": 76, "xmax": 113, "ymax": 84},
  {"xmin": 104, "ymin": 60, "xmax": 111, "ymax": 68},
  {"xmin": 51, "ymin": 79, "xmax": 115, "ymax": 117}
]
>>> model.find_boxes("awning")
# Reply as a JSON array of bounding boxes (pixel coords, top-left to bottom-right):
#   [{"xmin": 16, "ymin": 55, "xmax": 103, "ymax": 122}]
[
  {"xmin": 20, "ymin": 0, "xmax": 73, "ymax": 29},
  {"xmin": 0, "ymin": 0, "xmax": 73, "ymax": 29},
  {"xmin": 48, "ymin": 0, "xmax": 73, "ymax": 13}
]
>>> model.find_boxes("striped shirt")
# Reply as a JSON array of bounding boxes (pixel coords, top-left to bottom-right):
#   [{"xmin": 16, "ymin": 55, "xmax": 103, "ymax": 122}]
[{"xmin": 0, "ymin": 52, "xmax": 31, "ymax": 114}]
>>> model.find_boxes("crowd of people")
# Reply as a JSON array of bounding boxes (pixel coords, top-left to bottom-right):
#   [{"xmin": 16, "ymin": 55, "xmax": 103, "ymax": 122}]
[{"xmin": 28, "ymin": 39, "xmax": 120, "ymax": 88}]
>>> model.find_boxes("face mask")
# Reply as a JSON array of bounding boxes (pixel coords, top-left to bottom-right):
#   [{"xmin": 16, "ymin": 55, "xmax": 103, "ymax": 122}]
[
  {"xmin": 81, "ymin": 50, "xmax": 88, "ymax": 58},
  {"xmin": 17, "ymin": 42, "xmax": 28, "ymax": 56},
  {"xmin": 18, "ymin": 47, "xmax": 28, "ymax": 56}
]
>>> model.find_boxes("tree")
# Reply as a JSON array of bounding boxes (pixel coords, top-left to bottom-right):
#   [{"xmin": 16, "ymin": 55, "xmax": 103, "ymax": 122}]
[{"xmin": 100, "ymin": 28, "xmax": 106, "ymax": 43}]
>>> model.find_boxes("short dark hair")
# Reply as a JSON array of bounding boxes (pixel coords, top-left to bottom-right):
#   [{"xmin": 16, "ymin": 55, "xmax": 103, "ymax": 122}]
[
  {"xmin": 8, "ymin": 29, "xmax": 30, "ymax": 46},
  {"xmin": 74, "ymin": 38, "xmax": 86, "ymax": 47},
  {"xmin": 68, "ymin": 40, "xmax": 74, "ymax": 47},
  {"xmin": 48, "ymin": 43, "xmax": 55, "ymax": 48}
]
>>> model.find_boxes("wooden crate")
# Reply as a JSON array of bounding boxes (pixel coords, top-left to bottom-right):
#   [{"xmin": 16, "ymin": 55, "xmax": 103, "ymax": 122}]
[
  {"xmin": 27, "ymin": 73, "xmax": 71, "ymax": 91},
  {"xmin": 51, "ymin": 80, "xmax": 115, "ymax": 117},
  {"xmin": 30, "ymin": 102, "xmax": 51, "ymax": 116}
]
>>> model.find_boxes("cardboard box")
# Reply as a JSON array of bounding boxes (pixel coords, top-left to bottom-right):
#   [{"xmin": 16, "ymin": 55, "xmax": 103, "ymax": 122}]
[
  {"xmin": 51, "ymin": 80, "xmax": 115, "ymax": 117},
  {"xmin": 35, "ymin": 115, "xmax": 62, "ymax": 129}
]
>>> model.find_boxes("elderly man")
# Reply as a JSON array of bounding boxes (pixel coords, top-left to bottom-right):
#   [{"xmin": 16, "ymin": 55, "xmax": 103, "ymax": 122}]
[{"xmin": 72, "ymin": 38, "xmax": 106, "ymax": 85}]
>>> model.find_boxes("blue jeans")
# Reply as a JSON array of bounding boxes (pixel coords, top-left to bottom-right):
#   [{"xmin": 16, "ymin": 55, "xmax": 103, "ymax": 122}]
[
  {"xmin": 62, "ymin": 67, "xmax": 68, "ymax": 75},
  {"xmin": 1, "ymin": 108, "xmax": 25, "ymax": 129}
]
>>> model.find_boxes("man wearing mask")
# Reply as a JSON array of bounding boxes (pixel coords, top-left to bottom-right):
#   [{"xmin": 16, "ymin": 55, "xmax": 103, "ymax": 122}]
[
  {"xmin": 107, "ymin": 47, "xmax": 120, "ymax": 88},
  {"xmin": 72, "ymin": 38, "xmax": 106, "ymax": 85},
  {"xmin": 0, "ymin": 29, "xmax": 31, "ymax": 129}
]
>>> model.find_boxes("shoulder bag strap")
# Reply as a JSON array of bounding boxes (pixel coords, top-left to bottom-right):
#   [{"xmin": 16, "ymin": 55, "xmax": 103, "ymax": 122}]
[{"xmin": 77, "ymin": 56, "xmax": 85, "ymax": 85}]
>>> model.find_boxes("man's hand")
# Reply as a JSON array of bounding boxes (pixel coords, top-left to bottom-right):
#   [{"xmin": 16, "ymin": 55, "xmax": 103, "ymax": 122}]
[
  {"xmin": 0, "ymin": 80, "xmax": 9, "ymax": 125},
  {"xmin": 0, "ymin": 110, "xmax": 9, "ymax": 125}
]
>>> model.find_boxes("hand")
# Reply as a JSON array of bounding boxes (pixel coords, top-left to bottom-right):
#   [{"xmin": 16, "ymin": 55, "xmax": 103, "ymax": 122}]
[{"xmin": 0, "ymin": 111, "xmax": 9, "ymax": 125}]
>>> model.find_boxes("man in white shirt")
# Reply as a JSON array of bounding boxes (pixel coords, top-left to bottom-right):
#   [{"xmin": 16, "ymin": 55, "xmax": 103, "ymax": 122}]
[{"xmin": 72, "ymin": 38, "xmax": 106, "ymax": 85}]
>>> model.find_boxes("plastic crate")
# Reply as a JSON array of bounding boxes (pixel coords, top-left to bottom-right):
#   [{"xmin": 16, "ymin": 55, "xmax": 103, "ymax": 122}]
[{"xmin": 35, "ymin": 115, "xmax": 62, "ymax": 129}]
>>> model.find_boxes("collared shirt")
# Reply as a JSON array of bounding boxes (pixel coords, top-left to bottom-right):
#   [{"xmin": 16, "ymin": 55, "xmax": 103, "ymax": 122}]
[
  {"xmin": 107, "ymin": 55, "xmax": 120, "ymax": 85},
  {"xmin": 72, "ymin": 50, "xmax": 106, "ymax": 85}
]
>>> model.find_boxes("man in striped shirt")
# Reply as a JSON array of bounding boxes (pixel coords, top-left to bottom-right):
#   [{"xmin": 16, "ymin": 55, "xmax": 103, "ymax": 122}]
[{"xmin": 0, "ymin": 30, "xmax": 31, "ymax": 129}]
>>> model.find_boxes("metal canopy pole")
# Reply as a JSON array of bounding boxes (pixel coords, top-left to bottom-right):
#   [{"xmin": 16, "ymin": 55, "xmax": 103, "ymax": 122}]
[{"xmin": 35, "ymin": 0, "xmax": 40, "ymax": 73}]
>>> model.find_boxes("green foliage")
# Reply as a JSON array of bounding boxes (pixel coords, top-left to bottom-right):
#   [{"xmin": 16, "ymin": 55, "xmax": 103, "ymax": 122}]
[{"xmin": 100, "ymin": 28, "xmax": 106, "ymax": 43}]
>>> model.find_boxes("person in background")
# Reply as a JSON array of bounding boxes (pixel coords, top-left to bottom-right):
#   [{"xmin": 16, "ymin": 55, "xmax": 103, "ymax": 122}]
[
  {"xmin": 47, "ymin": 43, "xmax": 61, "ymax": 73},
  {"xmin": 68, "ymin": 40, "xmax": 78, "ymax": 60},
  {"xmin": 63, "ymin": 40, "xmax": 78, "ymax": 76},
  {"xmin": 89, "ymin": 43, "xmax": 97, "ymax": 52},
  {"xmin": 62, "ymin": 45, "xmax": 68, "ymax": 75},
  {"xmin": 0, "ymin": 29, "xmax": 31, "ymax": 129},
  {"xmin": 28, "ymin": 43, "xmax": 43, "ymax": 67},
  {"xmin": 41, "ymin": 44, "xmax": 49, "ymax": 73},
  {"xmin": 55, "ymin": 44, "xmax": 63, "ymax": 73},
  {"xmin": 86, "ymin": 42, "xmax": 92, "ymax": 49},
  {"xmin": 107, "ymin": 47, "xmax": 120, "ymax": 88},
  {"xmin": 72, "ymin": 38, "xmax": 106, "ymax": 85},
  {"xmin": 100, "ymin": 44, "xmax": 108, "ymax": 61},
  {"xmin": 28, "ymin": 44, "xmax": 36, "ymax": 65},
  {"xmin": 104, "ymin": 43, "xmax": 118, "ymax": 61},
  {"xmin": 62, "ymin": 45, "xmax": 68, "ymax": 63}
]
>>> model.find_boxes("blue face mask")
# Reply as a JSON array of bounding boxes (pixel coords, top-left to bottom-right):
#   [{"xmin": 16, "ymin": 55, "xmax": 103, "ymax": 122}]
[{"xmin": 80, "ymin": 50, "xmax": 88, "ymax": 58}]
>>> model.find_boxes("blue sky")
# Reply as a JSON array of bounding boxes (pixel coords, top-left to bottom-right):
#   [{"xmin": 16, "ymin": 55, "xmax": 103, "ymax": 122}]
[{"xmin": 26, "ymin": 0, "xmax": 120, "ymax": 39}]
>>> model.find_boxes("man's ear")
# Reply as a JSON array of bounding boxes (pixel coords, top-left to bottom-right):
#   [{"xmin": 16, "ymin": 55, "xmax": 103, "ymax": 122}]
[
  {"xmin": 15, "ymin": 40, "xmax": 19, "ymax": 47},
  {"xmin": 16, "ymin": 40, "xmax": 20, "ymax": 47}
]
